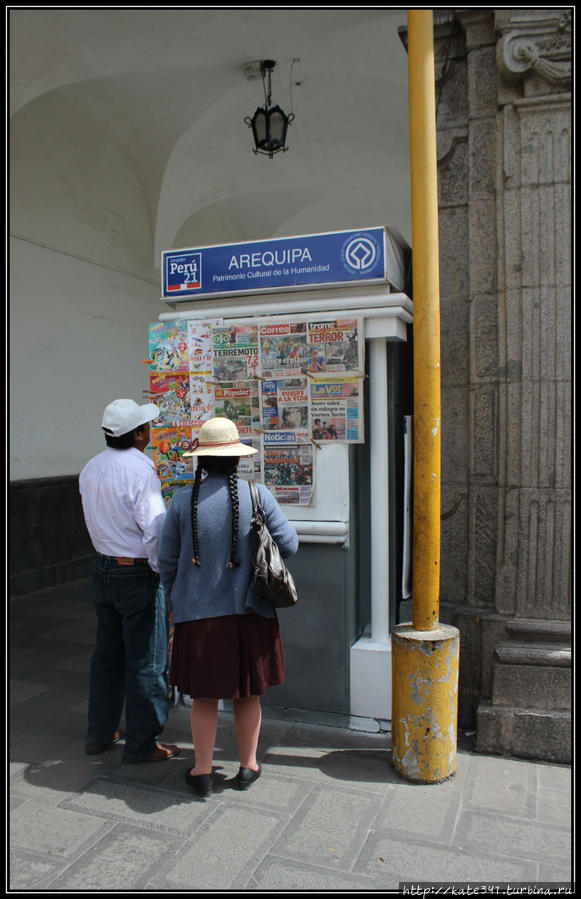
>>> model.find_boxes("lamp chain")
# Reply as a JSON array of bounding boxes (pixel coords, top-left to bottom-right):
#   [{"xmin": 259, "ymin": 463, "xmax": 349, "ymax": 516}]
[{"xmin": 265, "ymin": 66, "xmax": 273, "ymax": 109}]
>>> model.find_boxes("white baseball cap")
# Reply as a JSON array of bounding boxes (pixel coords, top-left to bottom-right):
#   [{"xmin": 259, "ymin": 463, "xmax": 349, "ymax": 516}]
[{"xmin": 101, "ymin": 398, "xmax": 160, "ymax": 436}]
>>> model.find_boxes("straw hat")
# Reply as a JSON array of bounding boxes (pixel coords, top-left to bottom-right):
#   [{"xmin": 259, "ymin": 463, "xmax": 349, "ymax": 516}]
[{"xmin": 184, "ymin": 416, "xmax": 258, "ymax": 457}]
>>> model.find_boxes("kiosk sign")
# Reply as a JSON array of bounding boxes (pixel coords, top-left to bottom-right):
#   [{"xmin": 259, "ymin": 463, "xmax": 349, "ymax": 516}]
[{"xmin": 162, "ymin": 227, "xmax": 388, "ymax": 301}]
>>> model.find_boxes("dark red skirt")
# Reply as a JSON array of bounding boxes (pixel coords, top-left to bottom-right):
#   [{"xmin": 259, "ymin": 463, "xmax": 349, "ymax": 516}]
[{"xmin": 169, "ymin": 613, "xmax": 285, "ymax": 699}]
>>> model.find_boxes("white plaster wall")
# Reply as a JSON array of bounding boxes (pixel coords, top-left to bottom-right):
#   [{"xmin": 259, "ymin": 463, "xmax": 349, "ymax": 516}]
[{"xmin": 10, "ymin": 91, "xmax": 161, "ymax": 479}]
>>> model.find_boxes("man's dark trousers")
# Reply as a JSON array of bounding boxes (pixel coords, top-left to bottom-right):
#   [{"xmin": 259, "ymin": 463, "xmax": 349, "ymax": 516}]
[{"xmin": 87, "ymin": 555, "xmax": 169, "ymax": 761}]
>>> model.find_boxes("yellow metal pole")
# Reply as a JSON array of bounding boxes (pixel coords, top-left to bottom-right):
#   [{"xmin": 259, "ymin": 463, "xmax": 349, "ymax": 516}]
[
  {"xmin": 408, "ymin": 7, "xmax": 441, "ymax": 631},
  {"xmin": 390, "ymin": 9, "xmax": 460, "ymax": 783}
]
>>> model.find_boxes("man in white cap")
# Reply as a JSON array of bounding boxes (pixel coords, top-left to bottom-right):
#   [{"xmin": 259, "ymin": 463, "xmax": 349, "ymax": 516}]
[{"xmin": 79, "ymin": 398, "xmax": 181, "ymax": 763}]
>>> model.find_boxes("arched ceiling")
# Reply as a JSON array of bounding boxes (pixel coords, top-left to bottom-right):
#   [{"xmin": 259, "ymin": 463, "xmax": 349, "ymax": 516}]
[{"xmin": 9, "ymin": 8, "xmax": 412, "ymax": 262}]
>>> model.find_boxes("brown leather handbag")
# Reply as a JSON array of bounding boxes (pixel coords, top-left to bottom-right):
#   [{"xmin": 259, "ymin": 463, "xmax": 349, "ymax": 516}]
[{"xmin": 249, "ymin": 480, "xmax": 298, "ymax": 609}]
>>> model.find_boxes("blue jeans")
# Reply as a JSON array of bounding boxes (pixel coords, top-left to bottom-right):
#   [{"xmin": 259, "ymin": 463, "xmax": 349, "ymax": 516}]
[{"xmin": 87, "ymin": 556, "xmax": 169, "ymax": 761}]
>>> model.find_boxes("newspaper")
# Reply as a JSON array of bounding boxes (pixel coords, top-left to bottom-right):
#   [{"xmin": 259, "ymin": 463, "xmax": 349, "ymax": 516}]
[
  {"xmin": 147, "ymin": 315, "xmax": 366, "ymax": 505},
  {"xmin": 261, "ymin": 378, "xmax": 310, "ymax": 444},
  {"xmin": 305, "ymin": 318, "xmax": 363, "ymax": 373},
  {"xmin": 236, "ymin": 438, "xmax": 263, "ymax": 482},
  {"xmin": 264, "ymin": 443, "xmax": 314, "ymax": 505},
  {"xmin": 310, "ymin": 375, "xmax": 364, "ymax": 443},
  {"xmin": 260, "ymin": 322, "xmax": 309, "ymax": 378},
  {"xmin": 213, "ymin": 381, "xmax": 261, "ymax": 439},
  {"xmin": 212, "ymin": 324, "xmax": 260, "ymax": 381}
]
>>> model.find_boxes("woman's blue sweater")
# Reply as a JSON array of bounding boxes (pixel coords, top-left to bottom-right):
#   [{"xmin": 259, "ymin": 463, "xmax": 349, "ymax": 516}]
[{"xmin": 158, "ymin": 474, "xmax": 299, "ymax": 623}]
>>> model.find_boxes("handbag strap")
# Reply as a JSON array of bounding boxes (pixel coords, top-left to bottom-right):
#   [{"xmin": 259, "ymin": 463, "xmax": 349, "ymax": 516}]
[{"xmin": 249, "ymin": 479, "xmax": 265, "ymax": 521}]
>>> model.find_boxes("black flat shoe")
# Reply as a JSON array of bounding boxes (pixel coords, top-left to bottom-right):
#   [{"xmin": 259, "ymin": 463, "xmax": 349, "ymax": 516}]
[
  {"xmin": 184, "ymin": 768, "xmax": 213, "ymax": 798},
  {"xmin": 235, "ymin": 764, "xmax": 262, "ymax": 791}
]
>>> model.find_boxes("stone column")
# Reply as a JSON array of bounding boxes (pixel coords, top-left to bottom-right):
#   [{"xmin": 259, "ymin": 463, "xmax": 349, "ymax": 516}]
[
  {"xmin": 476, "ymin": 8, "xmax": 572, "ymax": 761},
  {"xmin": 494, "ymin": 9, "xmax": 572, "ymax": 621}
]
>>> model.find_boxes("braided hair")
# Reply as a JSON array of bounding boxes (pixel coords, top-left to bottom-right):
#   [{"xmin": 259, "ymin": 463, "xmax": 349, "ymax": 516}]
[{"xmin": 190, "ymin": 456, "xmax": 240, "ymax": 568}]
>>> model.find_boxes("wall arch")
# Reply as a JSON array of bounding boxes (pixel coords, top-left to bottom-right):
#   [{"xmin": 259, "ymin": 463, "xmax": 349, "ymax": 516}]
[{"xmin": 10, "ymin": 90, "xmax": 160, "ymax": 478}]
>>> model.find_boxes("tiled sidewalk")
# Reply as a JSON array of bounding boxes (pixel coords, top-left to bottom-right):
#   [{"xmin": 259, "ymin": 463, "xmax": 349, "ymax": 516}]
[{"xmin": 9, "ymin": 583, "xmax": 573, "ymax": 891}]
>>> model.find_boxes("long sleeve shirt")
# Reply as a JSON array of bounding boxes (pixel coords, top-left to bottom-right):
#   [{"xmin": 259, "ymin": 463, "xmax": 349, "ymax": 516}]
[
  {"xmin": 79, "ymin": 447, "xmax": 166, "ymax": 572},
  {"xmin": 158, "ymin": 474, "xmax": 299, "ymax": 622}
]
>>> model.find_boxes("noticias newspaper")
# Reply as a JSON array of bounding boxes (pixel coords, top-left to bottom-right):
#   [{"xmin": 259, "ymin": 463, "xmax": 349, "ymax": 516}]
[{"xmin": 399, "ymin": 886, "xmax": 572, "ymax": 896}]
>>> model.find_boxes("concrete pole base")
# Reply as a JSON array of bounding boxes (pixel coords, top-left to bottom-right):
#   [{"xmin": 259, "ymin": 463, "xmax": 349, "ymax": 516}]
[{"xmin": 391, "ymin": 622, "xmax": 460, "ymax": 783}]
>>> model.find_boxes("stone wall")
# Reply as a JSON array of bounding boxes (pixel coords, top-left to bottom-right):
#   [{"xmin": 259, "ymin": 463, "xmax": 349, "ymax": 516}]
[
  {"xmin": 10, "ymin": 477, "xmax": 95, "ymax": 596},
  {"xmin": 427, "ymin": 8, "xmax": 571, "ymax": 761}
]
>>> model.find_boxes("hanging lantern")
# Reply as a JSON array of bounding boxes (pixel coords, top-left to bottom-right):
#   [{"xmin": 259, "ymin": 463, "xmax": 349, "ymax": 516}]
[{"xmin": 244, "ymin": 60, "xmax": 294, "ymax": 158}]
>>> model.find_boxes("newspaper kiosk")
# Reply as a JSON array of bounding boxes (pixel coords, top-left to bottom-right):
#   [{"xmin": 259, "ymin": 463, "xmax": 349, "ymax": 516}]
[{"xmin": 150, "ymin": 227, "xmax": 413, "ymax": 721}]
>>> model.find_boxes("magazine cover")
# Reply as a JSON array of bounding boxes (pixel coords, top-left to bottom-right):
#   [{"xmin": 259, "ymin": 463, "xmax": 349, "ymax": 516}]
[
  {"xmin": 148, "ymin": 321, "xmax": 190, "ymax": 371},
  {"xmin": 189, "ymin": 375, "xmax": 215, "ymax": 430},
  {"xmin": 161, "ymin": 479, "xmax": 191, "ymax": 508},
  {"xmin": 187, "ymin": 319, "xmax": 221, "ymax": 373},
  {"xmin": 149, "ymin": 372, "xmax": 191, "ymax": 425},
  {"xmin": 151, "ymin": 426, "xmax": 195, "ymax": 480}
]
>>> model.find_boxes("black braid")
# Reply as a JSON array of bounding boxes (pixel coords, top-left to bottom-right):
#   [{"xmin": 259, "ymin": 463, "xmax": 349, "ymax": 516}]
[
  {"xmin": 227, "ymin": 470, "xmax": 240, "ymax": 568},
  {"xmin": 190, "ymin": 463, "xmax": 203, "ymax": 566},
  {"xmin": 190, "ymin": 456, "xmax": 240, "ymax": 569}
]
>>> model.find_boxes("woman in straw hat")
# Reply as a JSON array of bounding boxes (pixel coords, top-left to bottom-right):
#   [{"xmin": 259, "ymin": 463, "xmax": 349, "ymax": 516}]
[{"xmin": 158, "ymin": 417, "xmax": 298, "ymax": 797}]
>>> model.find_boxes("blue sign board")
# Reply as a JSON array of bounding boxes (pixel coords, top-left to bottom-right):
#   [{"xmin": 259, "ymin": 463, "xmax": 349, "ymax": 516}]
[{"xmin": 161, "ymin": 227, "xmax": 388, "ymax": 301}]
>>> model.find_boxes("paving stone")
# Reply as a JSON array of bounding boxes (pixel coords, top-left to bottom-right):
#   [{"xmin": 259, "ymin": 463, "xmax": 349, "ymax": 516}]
[
  {"xmin": 457, "ymin": 809, "xmax": 571, "ymax": 865},
  {"xmin": 10, "ymin": 648, "xmax": 46, "ymax": 678},
  {"xmin": 9, "ymin": 849, "xmax": 67, "ymax": 890},
  {"xmin": 10, "ymin": 725, "xmax": 85, "ymax": 761},
  {"xmin": 69, "ymin": 697, "xmax": 89, "ymax": 715},
  {"xmin": 317, "ymin": 747, "xmax": 396, "ymax": 789},
  {"xmin": 375, "ymin": 777, "xmax": 463, "ymax": 841},
  {"xmin": 10, "ymin": 641, "xmax": 83, "ymax": 670},
  {"xmin": 10, "ymin": 801, "xmax": 114, "ymax": 860},
  {"xmin": 95, "ymin": 754, "xmax": 190, "ymax": 788},
  {"xmin": 11, "ymin": 758, "xmax": 102, "ymax": 807},
  {"xmin": 270, "ymin": 785, "xmax": 380, "ymax": 868},
  {"xmin": 261, "ymin": 745, "xmax": 396, "ymax": 792},
  {"xmin": 355, "ymin": 830, "xmax": 538, "ymax": 887},
  {"xmin": 207, "ymin": 771, "xmax": 314, "ymax": 814},
  {"xmin": 538, "ymin": 786, "xmax": 573, "ymax": 828},
  {"xmin": 60, "ymin": 776, "xmax": 208, "ymax": 835},
  {"xmin": 8, "ymin": 582, "xmax": 574, "ymax": 892},
  {"xmin": 150, "ymin": 804, "xmax": 281, "ymax": 890},
  {"xmin": 537, "ymin": 762, "xmax": 571, "ymax": 793},
  {"xmin": 463, "ymin": 751, "xmax": 537, "ymax": 817},
  {"xmin": 10, "ymin": 678, "xmax": 49, "ymax": 706},
  {"xmin": 10, "ymin": 696, "xmax": 87, "ymax": 735},
  {"xmin": 42, "ymin": 621, "xmax": 96, "ymax": 645},
  {"xmin": 248, "ymin": 856, "xmax": 379, "ymax": 891},
  {"xmin": 538, "ymin": 861, "xmax": 574, "ymax": 883},
  {"xmin": 284, "ymin": 720, "xmax": 389, "ymax": 751},
  {"xmin": 52, "ymin": 651, "xmax": 93, "ymax": 673},
  {"xmin": 46, "ymin": 823, "xmax": 181, "ymax": 891}
]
